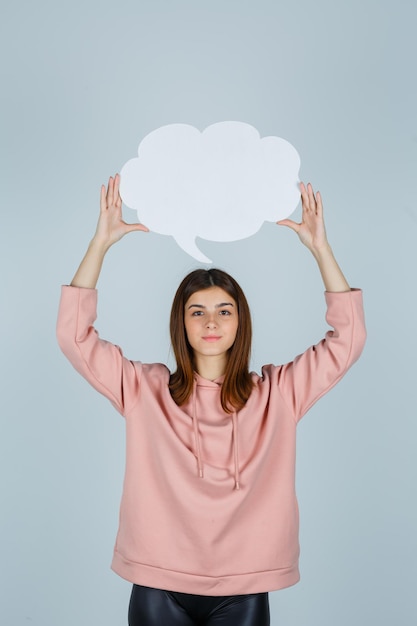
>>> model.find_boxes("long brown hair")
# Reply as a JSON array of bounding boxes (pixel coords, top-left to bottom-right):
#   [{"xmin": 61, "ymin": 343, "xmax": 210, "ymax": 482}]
[{"xmin": 169, "ymin": 269, "xmax": 253, "ymax": 412}]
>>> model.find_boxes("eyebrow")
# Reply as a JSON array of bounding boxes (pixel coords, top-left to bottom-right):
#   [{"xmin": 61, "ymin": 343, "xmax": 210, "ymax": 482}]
[{"xmin": 187, "ymin": 302, "xmax": 235, "ymax": 309}]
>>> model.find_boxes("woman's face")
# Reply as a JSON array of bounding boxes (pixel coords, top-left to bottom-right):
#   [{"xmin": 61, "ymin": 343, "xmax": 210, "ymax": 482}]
[{"xmin": 184, "ymin": 287, "xmax": 239, "ymax": 363}]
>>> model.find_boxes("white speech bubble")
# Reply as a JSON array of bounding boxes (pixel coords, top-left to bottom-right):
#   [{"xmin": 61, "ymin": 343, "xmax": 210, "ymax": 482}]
[{"xmin": 120, "ymin": 121, "xmax": 300, "ymax": 263}]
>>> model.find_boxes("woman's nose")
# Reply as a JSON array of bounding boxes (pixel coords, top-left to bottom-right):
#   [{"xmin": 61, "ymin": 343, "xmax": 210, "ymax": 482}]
[{"xmin": 206, "ymin": 315, "xmax": 217, "ymax": 328}]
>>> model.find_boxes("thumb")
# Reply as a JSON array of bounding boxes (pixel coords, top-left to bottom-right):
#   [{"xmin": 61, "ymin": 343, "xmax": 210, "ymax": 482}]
[
  {"xmin": 125, "ymin": 222, "xmax": 149, "ymax": 234},
  {"xmin": 276, "ymin": 219, "xmax": 300, "ymax": 233}
]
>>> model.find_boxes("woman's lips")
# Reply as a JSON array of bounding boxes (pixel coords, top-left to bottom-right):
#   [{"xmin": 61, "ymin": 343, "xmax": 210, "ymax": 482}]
[{"xmin": 202, "ymin": 336, "xmax": 221, "ymax": 342}]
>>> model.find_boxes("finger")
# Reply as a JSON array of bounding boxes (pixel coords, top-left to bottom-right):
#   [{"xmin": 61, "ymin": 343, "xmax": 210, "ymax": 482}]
[
  {"xmin": 299, "ymin": 182, "xmax": 309, "ymax": 211},
  {"xmin": 107, "ymin": 176, "xmax": 114, "ymax": 205},
  {"xmin": 114, "ymin": 172, "xmax": 120, "ymax": 200},
  {"xmin": 277, "ymin": 219, "xmax": 300, "ymax": 233},
  {"xmin": 307, "ymin": 183, "xmax": 317, "ymax": 212},
  {"xmin": 316, "ymin": 190, "xmax": 323, "ymax": 217},
  {"xmin": 124, "ymin": 222, "xmax": 150, "ymax": 234},
  {"xmin": 114, "ymin": 173, "xmax": 123, "ymax": 209},
  {"xmin": 100, "ymin": 184, "xmax": 107, "ymax": 212}
]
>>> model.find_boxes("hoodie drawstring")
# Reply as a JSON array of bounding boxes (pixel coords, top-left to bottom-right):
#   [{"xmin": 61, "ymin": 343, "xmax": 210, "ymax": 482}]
[
  {"xmin": 191, "ymin": 380, "xmax": 240, "ymax": 490},
  {"xmin": 192, "ymin": 381, "xmax": 204, "ymax": 479},
  {"xmin": 231, "ymin": 411, "xmax": 240, "ymax": 490}
]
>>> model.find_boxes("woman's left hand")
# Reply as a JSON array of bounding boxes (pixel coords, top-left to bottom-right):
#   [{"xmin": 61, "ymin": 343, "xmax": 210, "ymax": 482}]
[{"xmin": 277, "ymin": 182, "xmax": 329, "ymax": 253}]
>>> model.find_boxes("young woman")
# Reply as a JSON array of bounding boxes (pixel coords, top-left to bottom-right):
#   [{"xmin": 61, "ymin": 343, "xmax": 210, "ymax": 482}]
[{"xmin": 57, "ymin": 174, "xmax": 366, "ymax": 626}]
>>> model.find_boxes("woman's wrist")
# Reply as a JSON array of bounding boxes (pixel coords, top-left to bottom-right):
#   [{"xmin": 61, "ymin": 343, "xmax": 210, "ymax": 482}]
[
  {"xmin": 309, "ymin": 241, "xmax": 333, "ymax": 261},
  {"xmin": 89, "ymin": 234, "xmax": 112, "ymax": 255}
]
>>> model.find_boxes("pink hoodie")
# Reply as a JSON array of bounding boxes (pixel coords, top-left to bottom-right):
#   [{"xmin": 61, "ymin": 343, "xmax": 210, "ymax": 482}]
[{"xmin": 56, "ymin": 286, "xmax": 366, "ymax": 595}]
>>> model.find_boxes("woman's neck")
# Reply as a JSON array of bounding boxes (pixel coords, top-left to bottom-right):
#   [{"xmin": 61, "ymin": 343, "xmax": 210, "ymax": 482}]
[{"xmin": 194, "ymin": 355, "xmax": 227, "ymax": 381}]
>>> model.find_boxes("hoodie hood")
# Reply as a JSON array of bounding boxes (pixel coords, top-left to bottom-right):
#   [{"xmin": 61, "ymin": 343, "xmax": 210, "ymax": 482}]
[{"xmin": 191, "ymin": 373, "xmax": 240, "ymax": 490}]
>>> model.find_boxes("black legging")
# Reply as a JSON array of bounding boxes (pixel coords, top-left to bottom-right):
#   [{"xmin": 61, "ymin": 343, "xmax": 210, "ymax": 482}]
[{"xmin": 128, "ymin": 584, "xmax": 270, "ymax": 625}]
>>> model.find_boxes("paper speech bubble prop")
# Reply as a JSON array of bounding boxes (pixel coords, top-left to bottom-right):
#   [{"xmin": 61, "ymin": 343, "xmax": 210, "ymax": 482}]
[{"xmin": 120, "ymin": 121, "xmax": 300, "ymax": 263}]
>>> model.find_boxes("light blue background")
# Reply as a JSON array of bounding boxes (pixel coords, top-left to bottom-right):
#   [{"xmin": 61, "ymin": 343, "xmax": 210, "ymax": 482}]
[{"xmin": 2, "ymin": 1, "xmax": 416, "ymax": 624}]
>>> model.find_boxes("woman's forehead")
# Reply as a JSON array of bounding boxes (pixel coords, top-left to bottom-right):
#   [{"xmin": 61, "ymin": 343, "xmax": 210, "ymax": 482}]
[{"xmin": 185, "ymin": 286, "xmax": 236, "ymax": 307}]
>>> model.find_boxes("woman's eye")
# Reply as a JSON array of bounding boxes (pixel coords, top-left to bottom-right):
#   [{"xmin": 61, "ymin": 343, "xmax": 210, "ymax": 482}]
[
  {"xmin": 219, "ymin": 310, "xmax": 231, "ymax": 316},
  {"xmin": 192, "ymin": 310, "xmax": 204, "ymax": 316}
]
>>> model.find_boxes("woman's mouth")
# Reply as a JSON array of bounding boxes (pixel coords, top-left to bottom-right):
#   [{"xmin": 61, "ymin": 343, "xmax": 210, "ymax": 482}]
[{"xmin": 202, "ymin": 336, "xmax": 221, "ymax": 342}]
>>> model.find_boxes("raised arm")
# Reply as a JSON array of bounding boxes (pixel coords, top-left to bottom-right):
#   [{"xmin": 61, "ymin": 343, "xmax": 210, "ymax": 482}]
[
  {"xmin": 277, "ymin": 182, "xmax": 350, "ymax": 293},
  {"xmin": 71, "ymin": 174, "xmax": 148, "ymax": 288}
]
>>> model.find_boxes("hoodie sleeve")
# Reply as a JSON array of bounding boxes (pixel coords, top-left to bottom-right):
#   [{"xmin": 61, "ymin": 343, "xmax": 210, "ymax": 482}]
[
  {"xmin": 56, "ymin": 285, "xmax": 141, "ymax": 416},
  {"xmin": 271, "ymin": 288, "xmax": 366, "ymax": 423}
]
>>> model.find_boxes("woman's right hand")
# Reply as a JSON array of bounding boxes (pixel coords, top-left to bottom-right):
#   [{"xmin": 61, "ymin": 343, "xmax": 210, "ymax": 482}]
[
  {"xmin": 69, "ymin": 174, "xmax": 148, "ymax": 288},
  {"xmin": 94, "ymin": 173, "xmax": 148, "ymax": 249}
]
